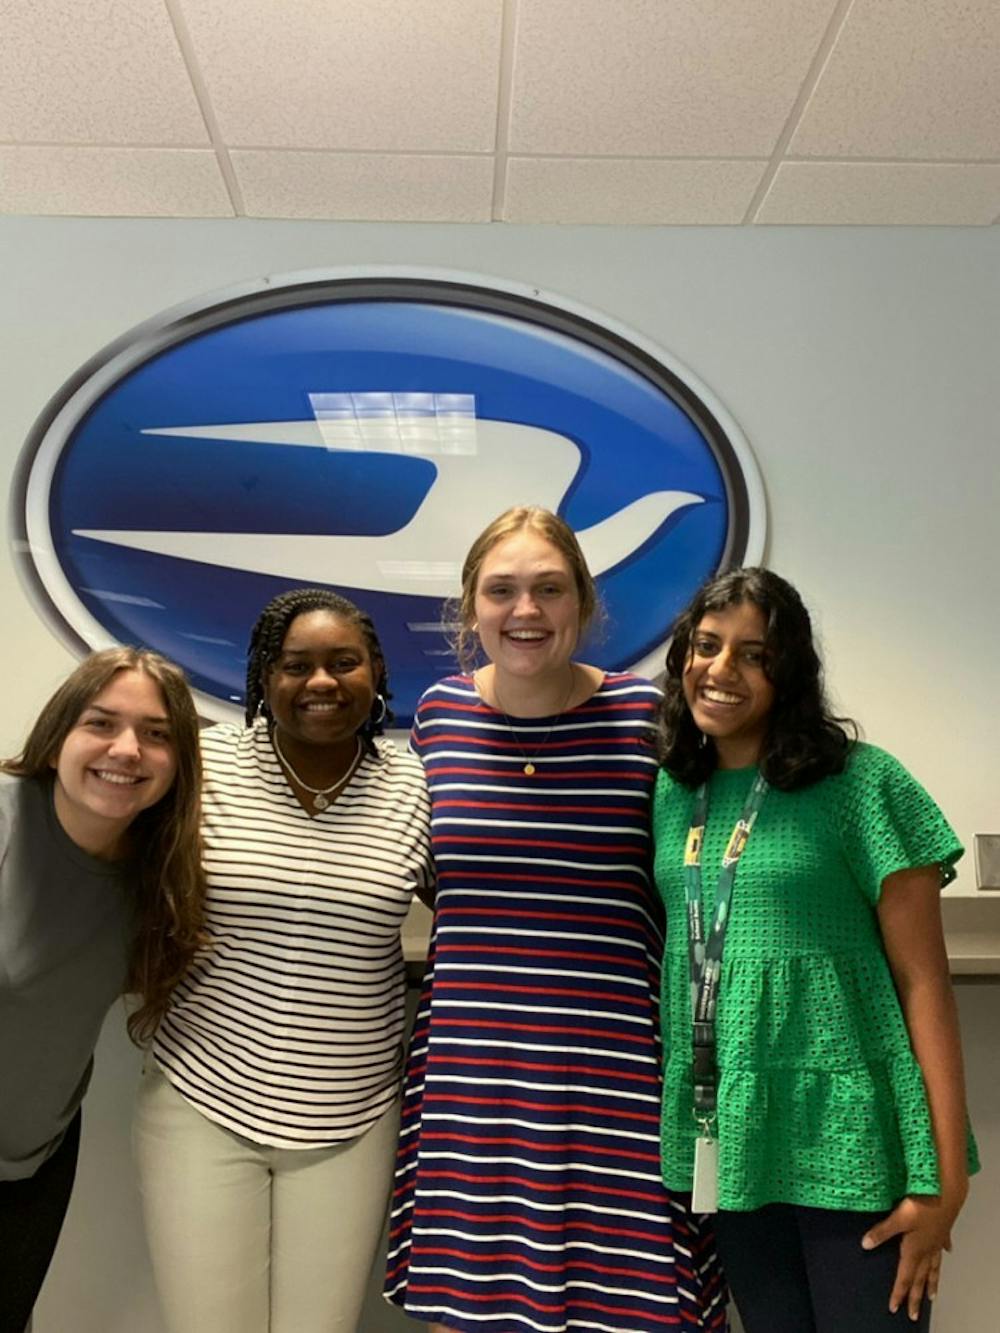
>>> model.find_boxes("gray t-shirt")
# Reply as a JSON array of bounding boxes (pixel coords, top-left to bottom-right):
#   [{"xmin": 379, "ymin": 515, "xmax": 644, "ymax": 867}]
[{"xmin": 0, "ymin": 773, "xmax": 134, "ymax": 1180}]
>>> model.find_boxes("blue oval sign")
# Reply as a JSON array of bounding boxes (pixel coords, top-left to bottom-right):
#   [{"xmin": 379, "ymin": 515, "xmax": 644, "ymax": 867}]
[{"xmin": 14, "ymin": 271, "xmax": 765, "ymax": 727}]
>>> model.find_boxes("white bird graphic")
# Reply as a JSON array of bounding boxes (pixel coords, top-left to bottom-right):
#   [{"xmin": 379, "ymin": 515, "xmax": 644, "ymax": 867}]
[{"xmin": 74, "ymin": 412, "xmax": 704, "ymax": 598}]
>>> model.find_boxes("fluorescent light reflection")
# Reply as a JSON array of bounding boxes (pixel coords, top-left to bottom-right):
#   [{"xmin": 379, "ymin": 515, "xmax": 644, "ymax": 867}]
[
  {"xmin": 377, "ymin": 560, "xmax": 461, "ymax": 582},
  {"xmin": 307, "ymin": 391, "xmax": 477, "ymax": 456}
]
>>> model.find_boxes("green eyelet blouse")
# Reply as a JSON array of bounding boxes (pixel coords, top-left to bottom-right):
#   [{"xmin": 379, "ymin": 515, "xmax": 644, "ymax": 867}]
[{"xmin": 653, "ymin": 743, "xmax": 978, "ymax": 1212}]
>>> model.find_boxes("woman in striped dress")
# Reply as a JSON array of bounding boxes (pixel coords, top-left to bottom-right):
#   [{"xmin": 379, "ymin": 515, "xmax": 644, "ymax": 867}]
[
  {"xmin": 134, "ymin": 588, "xmax": 432, "ymax": 1333},
  {"xmin": 386, "ymin": 507, "xmax": 725, "ymax": 1332}
]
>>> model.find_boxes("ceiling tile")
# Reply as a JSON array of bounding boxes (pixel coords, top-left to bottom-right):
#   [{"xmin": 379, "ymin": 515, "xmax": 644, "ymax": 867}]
[
  {"xmin": 504, "ymin": 157, "xmax": 766, "ymax": 224},
  {"xmin": 508, "ymin": 0, "xmax": 835, "ymax": 157},
  {"xmin": 232, "ymin": 151, "xmax": 494, "ymax": 221},
  {"xmin": 179, "ymin": 0, "xmax": 503, "ymax": 151},
  {"xmin": 0, "ymin": 148, "xmax": 233, "ymax": 217},
  {"xmin": 0, "ymin": 0, "xmax": 208, "ymax": 144},
  {"xmin": 755, "ymin": 162, "xmax": 1000, "ymax": 225},
  {"xmin": 789, "ymin": 0, "xmax": 1000, "ymax": 159}
]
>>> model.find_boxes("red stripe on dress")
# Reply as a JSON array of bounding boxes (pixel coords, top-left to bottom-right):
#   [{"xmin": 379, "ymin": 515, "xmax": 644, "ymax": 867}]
[
  {"xmin": 441, "ymin": 908, "xmax": 648, "ymax": 927},
  {"xmin": 435, "ymin": 837, "xmax": 648, "ymax": 855},
  {"xmin": 419, "ymin": 732, "xmax": 654, "ymax": 750},
  {"xmin": 435, "ymin": 944, "xmax": 648, "ymax": 964},
  {"xmin": 422, "ymin": 765, "xmax": 655, "ymax": 780},
  {"xmin": 418, "ymin": 1170, "xmax": 666, "ymax": 1202},
  {"xmin": 435, "ymin": 799, "xmax": 646, "ymax": 813},
  {"xmin": 432, "ymin": 981, "xmax": 650, "ymax": 1007},
  {"xmin": 406, "ymin": 1285, "xmax": 683, "ymax": 1325},
  {"xmin": 435, "ymin": 1018, "xmax": 648, "ymax": 1043},
  {"xmin": 414, "ymin": 696, "xmax": 652, "ymax": 718},
  {"xmin": 416, "ymin": 1246, "xmax": 675, "ymax": 1281},
  {"xmin": 437, "ymin": 871, "xmax": 647, "ymax": 892},
  {"xmin": 422, "ymin": 1058, "xmax": 655, "ymax": 1085},
  {"xmin": 419, "ymin": 1131, "xmax": 660, "ymax": 1161},
  {"xmin": 397, "ymin": 1207, "xmax": 672, "ymax": 1243},
  {"xmin": 427, "ymin": 1095, "xmax": 659, "ymax": 1124}
]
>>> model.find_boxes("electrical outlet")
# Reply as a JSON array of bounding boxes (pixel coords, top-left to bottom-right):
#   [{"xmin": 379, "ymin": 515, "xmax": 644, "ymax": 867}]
[{"xmin": 973, "ymin": 834, "xmax": 1000, "ymax": 890}]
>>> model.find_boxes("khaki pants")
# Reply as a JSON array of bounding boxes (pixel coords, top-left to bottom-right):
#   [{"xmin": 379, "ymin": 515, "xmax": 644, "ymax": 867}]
[{"xmin": 133, "ymin": 1064, "xmax": 399, "ymax": 1333}]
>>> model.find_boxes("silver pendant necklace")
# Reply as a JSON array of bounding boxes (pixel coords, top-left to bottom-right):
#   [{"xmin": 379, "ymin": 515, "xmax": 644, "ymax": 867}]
[
  {"xmin": 489, "ymin": 667, "xmax": 576, "ymax": 776},
  {"xmin": 271, "ymin": 729, "xmax": 363, "ymax": 811}
]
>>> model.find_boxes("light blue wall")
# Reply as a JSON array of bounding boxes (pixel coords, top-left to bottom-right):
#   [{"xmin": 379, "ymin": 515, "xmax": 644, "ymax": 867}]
[
  {"xmin": 4, "ymin": 218, "xmax": 998, "ymax": 851},
  {"xmin": 3, "ymin": 217, "xmax": 998, "ymax": 1330}
]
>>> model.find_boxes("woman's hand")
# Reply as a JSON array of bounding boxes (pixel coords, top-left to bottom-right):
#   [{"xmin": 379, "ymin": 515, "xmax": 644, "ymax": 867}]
[
  {"xmin": 861, "ymin": 1191, "xmax": 965, "ymax": 1320},
  {"xmin": 874, "ymin": 866, "xmax": 972, "ymax": 1319}
]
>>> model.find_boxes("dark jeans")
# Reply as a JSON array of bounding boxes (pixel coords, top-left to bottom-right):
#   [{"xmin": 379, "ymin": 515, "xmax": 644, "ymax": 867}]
[
  {"xmin": 0, "ymin": 1110, "xmax": 81, "ymax": 1333},
  {"xmin": 714, "ymin": 1202, "xmax": 931, "ymax": 1333}
]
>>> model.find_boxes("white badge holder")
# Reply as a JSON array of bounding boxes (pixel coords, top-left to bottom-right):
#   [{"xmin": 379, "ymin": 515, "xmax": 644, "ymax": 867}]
[{"xmin": 691, "ymin": 1134, "xmax": 719, "ymax": 1213}]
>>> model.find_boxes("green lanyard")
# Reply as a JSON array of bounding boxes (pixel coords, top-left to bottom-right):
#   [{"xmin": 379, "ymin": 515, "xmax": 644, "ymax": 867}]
[{"xmin": 684, "ymin": 771, "xmax": 769, "ymax": 1125}]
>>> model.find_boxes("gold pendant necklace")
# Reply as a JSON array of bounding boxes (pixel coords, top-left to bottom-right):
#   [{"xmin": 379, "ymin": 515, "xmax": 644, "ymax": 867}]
[
  {"xmin": 271, "ymin": 730, "xmax": 363, "ymax": 811},
  {"xmin": 490, "ymin": 668, "xmax": 576, "ymax": 776}
]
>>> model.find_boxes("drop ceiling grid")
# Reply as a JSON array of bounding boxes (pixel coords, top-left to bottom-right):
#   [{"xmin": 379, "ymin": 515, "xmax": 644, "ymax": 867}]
[{"xmin": 1, "ymin": 0, "xmax": 998, "ymax": 224}]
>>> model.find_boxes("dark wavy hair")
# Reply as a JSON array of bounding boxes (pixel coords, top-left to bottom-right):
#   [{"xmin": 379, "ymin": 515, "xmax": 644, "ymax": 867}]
[
  {"xmin": 658, "ymin": 568, "xmax": 856, "ymax": 791},
  {"xmin": 1, "ymin": 648, "xmax": 206, "ymax": 1043},
  {"xmin": 244, "ymin": 587, "xmax": 392, "ymax": 751}
]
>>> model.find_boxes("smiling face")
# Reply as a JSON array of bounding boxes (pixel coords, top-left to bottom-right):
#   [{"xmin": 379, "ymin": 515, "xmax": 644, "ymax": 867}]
[
  {"xmin": 52, "ymin": 668, "xmax": 179, "ymax": 857},
  {"xmin": 683, "ymin": 601, "xmax": 776, "ymax": 769},
  {"xmin": 473, "ymin": 530, "xmax": 581, "ymax": 687},
  {"xmin": 264, "ymin": 610, "xmax": 377, "ymax": 758}
]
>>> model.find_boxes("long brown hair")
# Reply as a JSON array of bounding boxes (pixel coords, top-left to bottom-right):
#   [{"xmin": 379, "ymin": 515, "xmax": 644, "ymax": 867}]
[
  {"xmin": 454, "ymin": 506, "xmax": 600, "ymax": 671},
  {"xmin": 2, "ymin": 647, "xmax": 206, "ymax": 1043}
]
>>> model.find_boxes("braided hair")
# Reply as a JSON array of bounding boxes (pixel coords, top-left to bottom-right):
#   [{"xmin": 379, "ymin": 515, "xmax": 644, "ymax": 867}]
[{"xmin": 244, "ymin": 588, "xmax": 393, "ymax": 750}]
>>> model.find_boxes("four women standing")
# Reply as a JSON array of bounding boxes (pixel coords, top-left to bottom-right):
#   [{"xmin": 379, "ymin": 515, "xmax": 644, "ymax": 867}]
[{"xmin": 3, "ymin": 538, "xmax": 975, "ymax": 1333}]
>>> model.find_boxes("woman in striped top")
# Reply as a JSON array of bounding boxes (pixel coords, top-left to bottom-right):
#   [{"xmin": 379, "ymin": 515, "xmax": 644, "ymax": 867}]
[
  {"xmin": 134, "ymin": 588, "xmax": 432, "ymax": 1333},
  {"xmin": 386, "ymin": 508, "xmax": 725, "ymax": 1332}
]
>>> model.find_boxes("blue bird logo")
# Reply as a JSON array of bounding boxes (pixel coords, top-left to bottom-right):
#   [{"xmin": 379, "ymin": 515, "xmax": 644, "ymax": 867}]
[{"xmin": 14, "ymin": 275, "xmax": 763, "ymax": 726}]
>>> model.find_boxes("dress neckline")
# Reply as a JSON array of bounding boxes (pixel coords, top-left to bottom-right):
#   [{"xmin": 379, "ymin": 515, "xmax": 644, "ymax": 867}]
[{"xmin": 469, "ymin": 669, "xmax": 611, "ymax": 722}]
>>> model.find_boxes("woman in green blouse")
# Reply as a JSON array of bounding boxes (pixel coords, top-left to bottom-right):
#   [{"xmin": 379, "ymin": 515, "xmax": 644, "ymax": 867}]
[{"xmin": 653, "ymin": 568, "xmax": 975, "ymax": 1332}]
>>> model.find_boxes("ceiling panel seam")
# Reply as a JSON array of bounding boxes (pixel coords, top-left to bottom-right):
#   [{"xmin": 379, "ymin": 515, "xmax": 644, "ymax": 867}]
[
  {"xmin": 782, "ymin": 154, "xmax": 1000, "ymax": 166},
  {"xmin": 491, "ymin": 0, "xmax": 520, "ymax": 221},
  {"xmin": 197, "ymin": 145, "xmax": 494, "ymax": 159},
  {"xmin": 742, "ymin": 0, "xmax": 857, "ymax": 225},
  {"xmin": 162, "ymin": 0, "xmax": 242, "ymax": 216}
]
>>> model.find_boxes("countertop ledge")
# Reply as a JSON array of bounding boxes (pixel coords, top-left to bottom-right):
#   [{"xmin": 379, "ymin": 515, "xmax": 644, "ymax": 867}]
[
  {"xmin": 403, "ymin": 896, "xmax": 1000, "ymax": 980},
  {"xmin": 942, "ymin": 896, "xmax": 1000, "ymax": 978}
]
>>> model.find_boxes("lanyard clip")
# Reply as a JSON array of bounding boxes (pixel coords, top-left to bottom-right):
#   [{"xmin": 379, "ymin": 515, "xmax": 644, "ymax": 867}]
[
  {"xmin": 695, "ymin": 1113, "xmax": 717, "ymax": 1140},
  {"xmin": 692, "ymin": 1021, "xmax": 717, "ymax": 1114}
]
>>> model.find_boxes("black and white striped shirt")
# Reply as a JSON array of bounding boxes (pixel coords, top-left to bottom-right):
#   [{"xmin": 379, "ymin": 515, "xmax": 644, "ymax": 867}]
[{"xmin": 154, "ymin": 719, "xmax": 432, "ymax": 1148}]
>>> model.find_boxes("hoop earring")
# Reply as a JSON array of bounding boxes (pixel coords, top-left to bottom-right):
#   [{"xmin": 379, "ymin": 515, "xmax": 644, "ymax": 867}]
[{"xmin": 370, "ymin": 694, "xmax": 387, "ymax": 726}]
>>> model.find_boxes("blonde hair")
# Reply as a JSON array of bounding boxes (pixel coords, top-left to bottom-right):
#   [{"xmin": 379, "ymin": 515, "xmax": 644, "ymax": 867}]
[
  {"xmin": 453, "ymin": 506, "xmax": 598, "ymax": 672},
  {"xmin": 2, "ymin": 648, "xmax": 206, "ymax": 1044}
]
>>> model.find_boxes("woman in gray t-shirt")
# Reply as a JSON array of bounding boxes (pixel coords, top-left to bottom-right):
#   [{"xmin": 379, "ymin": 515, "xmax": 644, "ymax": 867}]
[{"xmin": 0, "ymin": 647, "xmax": 205, "ymax": 1333}]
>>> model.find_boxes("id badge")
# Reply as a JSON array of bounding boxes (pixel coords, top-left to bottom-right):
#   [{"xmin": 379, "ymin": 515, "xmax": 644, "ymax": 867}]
[{"xmin": 691, "ymin": 1135, "xmax": 719, "ymax": 1214}]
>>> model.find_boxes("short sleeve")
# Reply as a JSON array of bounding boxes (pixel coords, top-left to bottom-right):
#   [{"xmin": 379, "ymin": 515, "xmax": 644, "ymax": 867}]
[
  {"xmin": 412, "ymin": 764, "xmax": 434, "ymax": 893},
  {"xmin": 835, "ymin": 745, "xmax": 963, "ymax": 902},
  {"xmin": 0, "ymin": 776, "xmax": 18, "ymax": 866},
  {"xmin": 409, "ymin": 701, "xmax": 426, "ymax": 759}
]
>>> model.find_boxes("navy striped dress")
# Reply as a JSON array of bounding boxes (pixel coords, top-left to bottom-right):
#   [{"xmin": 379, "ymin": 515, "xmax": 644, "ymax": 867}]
[{"xmin": 386, "ymin": 674, "xmax": 726, "ymax": 1332}]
